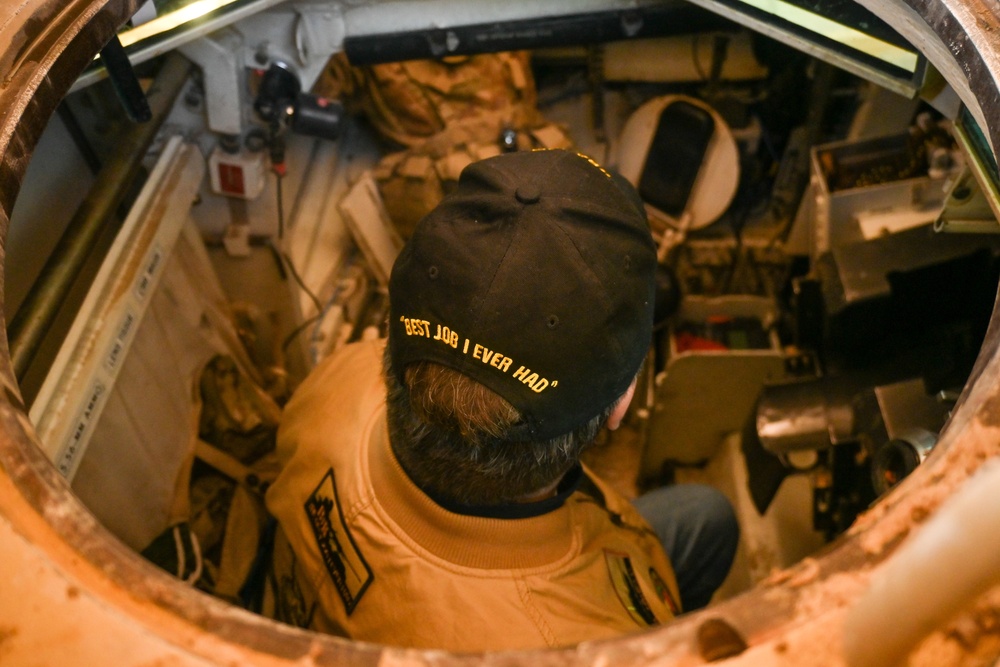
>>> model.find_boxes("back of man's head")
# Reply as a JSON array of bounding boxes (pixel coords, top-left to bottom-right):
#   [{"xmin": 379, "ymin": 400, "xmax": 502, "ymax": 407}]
[{"xmin": 385, "ymin": 149, "xmax": 657, "ymax": 508}]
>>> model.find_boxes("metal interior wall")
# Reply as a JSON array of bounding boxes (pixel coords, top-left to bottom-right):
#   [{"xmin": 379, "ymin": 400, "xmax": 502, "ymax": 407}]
[{"xmin": 0, "ymin": 0, "xmax": 999, "ymax": 665}]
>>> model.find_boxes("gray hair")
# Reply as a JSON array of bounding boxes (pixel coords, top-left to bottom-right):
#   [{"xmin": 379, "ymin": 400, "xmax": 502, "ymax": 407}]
[{"xmin": 383, "ymin": 346, "xmax": 615, "ymax": 507}]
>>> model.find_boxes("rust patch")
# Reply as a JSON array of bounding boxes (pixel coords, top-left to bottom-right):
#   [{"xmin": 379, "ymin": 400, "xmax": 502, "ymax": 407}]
[
  {"xmin": 1, "ymin": 2, "xmax": 136, "ymax": 215},
  {"xmin": 875, "ymin": 526, "xmax": 909, "ymax": 556},
  {"xmin": 6, "ymin": 15, "xmax": 50, "ymax": 82},
  {"xmin": 66, "ymin": 585, "xmax": 79, "ymax": 599},
  {"xmin": 765, "ymin": 557, "xmax": 820, "ymax": 588},
  {"xmin": 5, "ymin": 2, "xmax": 106, "ymax": 87},
  {"xmin": 785, "ymin": 557, "xmax": 820, "ymax": 587},
  {"xmin": 976, "ymin": 390, "xmax": 1000, "ymax": 427},
  {"xmin": 943, "ymin": 593, "xmax": 1000, "ymax": 653}
]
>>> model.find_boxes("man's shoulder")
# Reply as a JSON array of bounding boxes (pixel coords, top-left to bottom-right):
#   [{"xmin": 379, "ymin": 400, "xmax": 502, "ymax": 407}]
[
  {"xmin": 277, "ymin": 339, "xmax": 387, "ymax": 447},
  {"xmin": 315, "ymin": 338, "xmax": 386, "ymax": 380},
  {"xmin": 271, "ymin": 339, "xmax": 388, "ymax": 504},
  {"xmin": 291, "ymin": 339, "xmax": 386, "ymax": 403}
]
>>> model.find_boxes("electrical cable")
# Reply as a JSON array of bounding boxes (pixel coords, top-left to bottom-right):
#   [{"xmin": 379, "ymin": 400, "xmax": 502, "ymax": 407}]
[
  {"xmin": 270, "ymin": 167, "xmax": 323, "ymax": 314},
  {"xmin": 276, "ymin": 158, "xmax": 284, "ymax": 240},
  {"xmin": 301, "ymin": 121, "xmax": 363, "ymax": 362},
  {"xmin": 268, "ymin": 157, "xmax": 325, "ymax": 356},
  {"xmin": 308, "ymin": 273, "xmax": 368, "ymax": 365},
  {"xmin": 307, "ymin": 282, "xmax": 347, "ymax": 365},
  {"xmin": 270, "ymin": 119, "xmax": 364, "ymax": 360},
  {"xmin": 281, "ymin": 313, "xmax": 322, "ymax": 353},
  {"xmin": 277, "ymin": 244, "xmax": 324, "ymax": 315},
  {"xmin": 270, "ymin": 157, "xmax": 345, "ymax": 356}
]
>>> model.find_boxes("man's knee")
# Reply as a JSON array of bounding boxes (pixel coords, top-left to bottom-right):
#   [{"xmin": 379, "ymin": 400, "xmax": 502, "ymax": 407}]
[
  {"xmin": 633, "ymin": 484, "xmax": 739, "ymax": 611},
  {"xmin": 691, "ymin": 485, "xmax": 740, "ymax": 548},
  {"xmin": 634, "ymin": 484, "xmax": 738, "ymax": 543}
]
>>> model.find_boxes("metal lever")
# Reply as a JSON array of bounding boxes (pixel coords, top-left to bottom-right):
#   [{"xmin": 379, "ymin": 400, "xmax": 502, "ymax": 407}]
[{"xmin": 99, "ymin": 35, "xmax": 152, "ymax": 123}]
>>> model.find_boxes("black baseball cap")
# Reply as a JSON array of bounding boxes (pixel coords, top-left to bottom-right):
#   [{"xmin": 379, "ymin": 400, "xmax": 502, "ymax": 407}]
[{"xmin": 388, "ymin": 149, "xmax": 657, "ymax": 440}]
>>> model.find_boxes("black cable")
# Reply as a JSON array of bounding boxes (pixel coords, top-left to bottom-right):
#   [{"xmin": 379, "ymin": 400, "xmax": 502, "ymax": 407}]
[
  {"xmin": 281, "ymin": 312, "xmax": 322, "ymax": 353},
  {"xmin": 267, "ymin": 148, "xmax": 323, "ymax": 313},
  {"xmin": 278, "ymin": 245, "xmax": 324, "ymax": 315},
  {"xmin": 276, "ymin": 166, "xmax": 284, "ymax": 240},
  {"xmin": 270, "ymin": 160, "xmax": 324, "ymax": 348}
]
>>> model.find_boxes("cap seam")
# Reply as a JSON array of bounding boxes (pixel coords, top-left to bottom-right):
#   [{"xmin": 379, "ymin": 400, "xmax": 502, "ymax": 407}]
[
  {"xmin": 548, "ymin": 201, "xmax": 626, "ymax": 369},
  {"xmin": 476, "ymin": 212, "xmax": 540, "ymax": 436},
  {"xmin": 474, "ymin": 208, "xmax": 517, "ymax": 328}
]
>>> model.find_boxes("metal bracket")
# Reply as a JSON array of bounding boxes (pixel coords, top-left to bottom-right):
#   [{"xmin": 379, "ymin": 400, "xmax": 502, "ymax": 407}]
[{"xmin": 99, "ymin": 35, "xmax": 152, "ymax": 123}]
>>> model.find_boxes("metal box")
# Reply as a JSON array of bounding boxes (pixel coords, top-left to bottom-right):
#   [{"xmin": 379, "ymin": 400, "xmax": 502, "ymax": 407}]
[
  {"xmin": 810, "ymin": 133, "xmax": 953, "ymax": 258},
  {"xmin": 642, "ymin": 295, "xmax": 786, "ymax": 474}
]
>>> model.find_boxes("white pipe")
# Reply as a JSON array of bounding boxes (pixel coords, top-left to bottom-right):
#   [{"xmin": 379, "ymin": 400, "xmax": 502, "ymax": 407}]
[
  {"xmin": 843, "ymin": 458, "xmax": 1000, "ymax": 667},
  {"xmin": 603, "ymin": 33, "xmax": 768, "ymax": 83}
]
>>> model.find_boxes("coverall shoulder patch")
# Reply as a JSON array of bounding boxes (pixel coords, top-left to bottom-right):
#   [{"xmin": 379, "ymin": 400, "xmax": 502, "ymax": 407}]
[
  {"xmin": 604, "ymin": 550, "xmax": 658, "ymax": 627},
  {"xmin": 271, "ymin": 536, "xmax": 317, "ymax": 628},
  {"xmin": 649, "ymin": 567, "xmax": 681, "ymax": 615},
  {"xmin": 305, "ymin": 469, "xmax": 373, "ymax": 614}
]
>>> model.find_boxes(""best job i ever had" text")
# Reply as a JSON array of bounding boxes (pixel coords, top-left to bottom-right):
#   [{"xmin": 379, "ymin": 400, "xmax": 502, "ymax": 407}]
[{"xmin": 399, "ymin": 316, "xmax": 557, "ymax": 393}]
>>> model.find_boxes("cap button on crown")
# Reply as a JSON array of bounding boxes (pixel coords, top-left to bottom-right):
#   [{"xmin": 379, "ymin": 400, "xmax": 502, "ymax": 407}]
[{"xmin": 515, "ymin": 185, "xmax": 541, "ymax": 205}]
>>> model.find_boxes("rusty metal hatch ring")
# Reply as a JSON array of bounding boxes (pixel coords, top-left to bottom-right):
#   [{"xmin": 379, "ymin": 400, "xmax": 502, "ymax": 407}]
[{"xmin": 1, "ymin": 1, "xmax": 999, "ymax": 665}]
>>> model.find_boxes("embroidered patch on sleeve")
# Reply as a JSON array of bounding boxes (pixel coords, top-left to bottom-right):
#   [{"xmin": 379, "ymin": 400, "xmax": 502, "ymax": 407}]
[
  {"xmin": 604, "ymin": 550, "xmax": 658, "ymax": 627},
  {"xmin": 305, "ymin": 469, "xmax": 373, "ymax": 614},
  {"xmin": 269, "ymin": 536, "xmax": 317, "ymax": 628},
  {"xmin": 648, "ymin": 567, "xmax": 681, "ymax": 615}
]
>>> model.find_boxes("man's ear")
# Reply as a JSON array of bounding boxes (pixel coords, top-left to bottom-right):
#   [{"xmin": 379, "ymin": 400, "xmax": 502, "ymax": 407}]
[{"xmin": 607, "ymin": 378, "xmax": 638, "ymax": 431}]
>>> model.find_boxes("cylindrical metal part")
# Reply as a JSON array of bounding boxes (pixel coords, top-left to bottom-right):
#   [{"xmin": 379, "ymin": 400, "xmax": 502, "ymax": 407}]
[
  {"xmin": 7, "ymin": 53, "xmax": 193, "ymax": 382},
  {"xmin": 291, "ymin": 93, "xmax": 342, "ymax": 141},
  {"xmin": 845, "ymin": 459, "xmax": 1000, "ymax": 667},
  {"xmin": 870, "ymin": 428, "xmax": 937, "ymax": 494},
  {"xmin": 603, "ymin": 33, "xmax": 768, "ymax": 83},
  {"xmin": 756, "ymin": 378, "xmax": 858, "ymax": 454},
  {"xmin": 254, "ymin": 61, "xmax": 299, "ymax": 124}
]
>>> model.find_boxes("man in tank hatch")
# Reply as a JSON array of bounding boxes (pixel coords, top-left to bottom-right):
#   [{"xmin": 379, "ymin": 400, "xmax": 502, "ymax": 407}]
[{"xmin": 263, "ymin": 149, "xmax": 738, "ymax": 650}]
